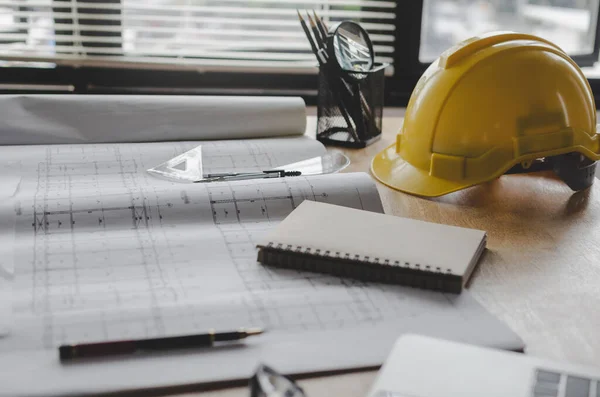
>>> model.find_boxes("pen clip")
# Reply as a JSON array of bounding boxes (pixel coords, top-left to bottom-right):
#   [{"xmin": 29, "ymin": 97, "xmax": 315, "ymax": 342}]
[{"xmin": 317, "ymin": 48, "xmax": 328, "ymax": 64}]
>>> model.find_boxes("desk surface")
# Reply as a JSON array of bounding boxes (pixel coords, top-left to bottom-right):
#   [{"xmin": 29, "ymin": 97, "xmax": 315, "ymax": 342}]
[{"xmin": 182, "ymin": 109, "xmax": 600, "ymax": 397}]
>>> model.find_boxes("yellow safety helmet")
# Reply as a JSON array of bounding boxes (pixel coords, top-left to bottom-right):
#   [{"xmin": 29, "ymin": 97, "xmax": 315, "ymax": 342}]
[{"xmin": 371, "ymin": 32, "xmax": 600, "ymax": 197}]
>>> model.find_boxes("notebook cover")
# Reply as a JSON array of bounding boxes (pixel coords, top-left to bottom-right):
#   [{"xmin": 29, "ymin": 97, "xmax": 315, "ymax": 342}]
[{"xmin": 256, "ymin": 201, "xmax": 487, "ymax": 292}]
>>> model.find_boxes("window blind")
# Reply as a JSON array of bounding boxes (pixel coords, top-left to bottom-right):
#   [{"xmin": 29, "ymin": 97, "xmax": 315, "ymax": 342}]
[{"xmin": 0, "ymin": 0, "xmax": 396, "ymax": 74}]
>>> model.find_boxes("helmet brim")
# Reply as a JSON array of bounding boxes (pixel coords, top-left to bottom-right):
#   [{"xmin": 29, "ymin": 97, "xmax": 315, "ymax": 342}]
[{"xmin": 371, "ymin": 143, "xmax": 476, "ymax": 198}]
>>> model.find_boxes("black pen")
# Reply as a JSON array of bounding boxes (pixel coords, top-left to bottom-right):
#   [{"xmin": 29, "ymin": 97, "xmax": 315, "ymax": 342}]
[
  {"xmin": 297, "ymin": 10, "xmax": 327, "ymax": 65},
  {"xmin": 313, "ymin": 10, "xmax": 328, "ymax": 41},
  {"xmin": 59, "ymin": 327, "xmax": 265, "ymax": 361},
  {"xmin": 197, "ymin": 170, "xmax": 302, "ymax": 183},
  {"xmin": 306, "ymin": 12, "xmax": 325, "ymax": 51}
]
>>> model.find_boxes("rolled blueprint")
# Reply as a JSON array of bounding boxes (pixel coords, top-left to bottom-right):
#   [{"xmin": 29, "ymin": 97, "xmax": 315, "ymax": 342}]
[{"xmin": 0, "ymin": 95, "xmax": 307, "ymax": 145}]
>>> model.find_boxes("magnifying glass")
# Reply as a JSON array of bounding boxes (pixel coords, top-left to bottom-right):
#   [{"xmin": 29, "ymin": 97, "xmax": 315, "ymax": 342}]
[{"xmin": 327, "ymin": 21, "xmax": 374, "ymax": 73}]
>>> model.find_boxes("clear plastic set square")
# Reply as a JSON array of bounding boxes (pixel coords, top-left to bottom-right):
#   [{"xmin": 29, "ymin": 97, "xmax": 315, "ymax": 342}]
[{"xmin": 147, "ymin": 145, "xmax": 350, "ymax": 183}]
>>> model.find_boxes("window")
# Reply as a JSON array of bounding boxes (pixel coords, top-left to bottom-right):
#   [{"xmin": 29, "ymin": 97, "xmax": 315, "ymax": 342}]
[
  {"xmin": 390, "ymin": 0, "xmax": 600, "ymax": 104},
  {"xmin": 2, "ymin": 1, "xmax": 600, "ymax": 106},
  {"xmin": 0, "ymin": 1, "xmax": 396, "ymax": 81},
  {"xmin": 420, "ymin": 0, "xmax": 600, "ymax": 68}
]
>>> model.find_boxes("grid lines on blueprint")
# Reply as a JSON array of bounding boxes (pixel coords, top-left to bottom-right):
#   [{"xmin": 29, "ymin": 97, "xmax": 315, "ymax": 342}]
[{"xmin": 3, "ymin": 140, "xmax": 466, "ymax": 353}]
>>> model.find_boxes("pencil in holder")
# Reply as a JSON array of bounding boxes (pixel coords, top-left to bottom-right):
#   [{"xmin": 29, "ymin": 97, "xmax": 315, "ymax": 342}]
[{"xmin": 317, "ymin": 62, "xmax": 388, "ymax": 148}]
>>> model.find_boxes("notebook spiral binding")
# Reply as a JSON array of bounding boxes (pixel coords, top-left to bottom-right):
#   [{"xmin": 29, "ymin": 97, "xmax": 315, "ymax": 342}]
[
  {"xmin": 258, "ymin": 242, "xmax": 462, "ymax": 293},
  {"xmin": 267, "ymin": 242, "xmax": 453, "ymax": 273}
]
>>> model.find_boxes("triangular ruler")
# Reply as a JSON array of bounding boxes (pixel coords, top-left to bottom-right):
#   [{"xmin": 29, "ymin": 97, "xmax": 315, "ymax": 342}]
[{"xmin": 147, "ymin": 145, "xmax": 203, "ymax": 182}]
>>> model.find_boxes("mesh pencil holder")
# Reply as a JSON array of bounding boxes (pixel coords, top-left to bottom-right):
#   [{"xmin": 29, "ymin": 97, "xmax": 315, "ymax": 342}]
[{"xmin": 317, "ymin": 62, "xmax": 389, "ymax": 148}]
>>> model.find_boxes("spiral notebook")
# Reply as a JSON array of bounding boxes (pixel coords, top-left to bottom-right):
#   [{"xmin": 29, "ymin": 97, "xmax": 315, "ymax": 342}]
[{"xmin": 256, "ymin": 201, "xmax": 487, "ymax": 293}]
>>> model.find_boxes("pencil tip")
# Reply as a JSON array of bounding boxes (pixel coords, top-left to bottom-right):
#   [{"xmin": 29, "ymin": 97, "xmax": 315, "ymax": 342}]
[{"xmin": 297, "ymin": 9, "xmax": 302, "ymax": 20}]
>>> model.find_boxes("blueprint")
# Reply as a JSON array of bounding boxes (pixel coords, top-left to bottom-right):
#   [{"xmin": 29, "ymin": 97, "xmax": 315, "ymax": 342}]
[
  {"xmin": 0, "ymin": 136, "xmax": 523, "ymax": 397},
  {"xmin": 0, "ymin": 176, "xmax": 20, "ymax": 336},
  {"xmin": 0, "ymin": 95, "xmax": 307, "ymax": 145}
]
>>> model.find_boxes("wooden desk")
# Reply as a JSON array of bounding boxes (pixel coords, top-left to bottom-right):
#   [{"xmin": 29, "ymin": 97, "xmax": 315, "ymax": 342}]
[{"xmin": 186, "ymin": 109, "xmax": 600, "ymax": 397}]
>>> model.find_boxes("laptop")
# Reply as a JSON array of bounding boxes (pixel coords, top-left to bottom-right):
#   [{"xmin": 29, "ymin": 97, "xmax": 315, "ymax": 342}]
[{"xmin": 368, "ymin": 335, "xmax": 600, "ymax": 397}]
